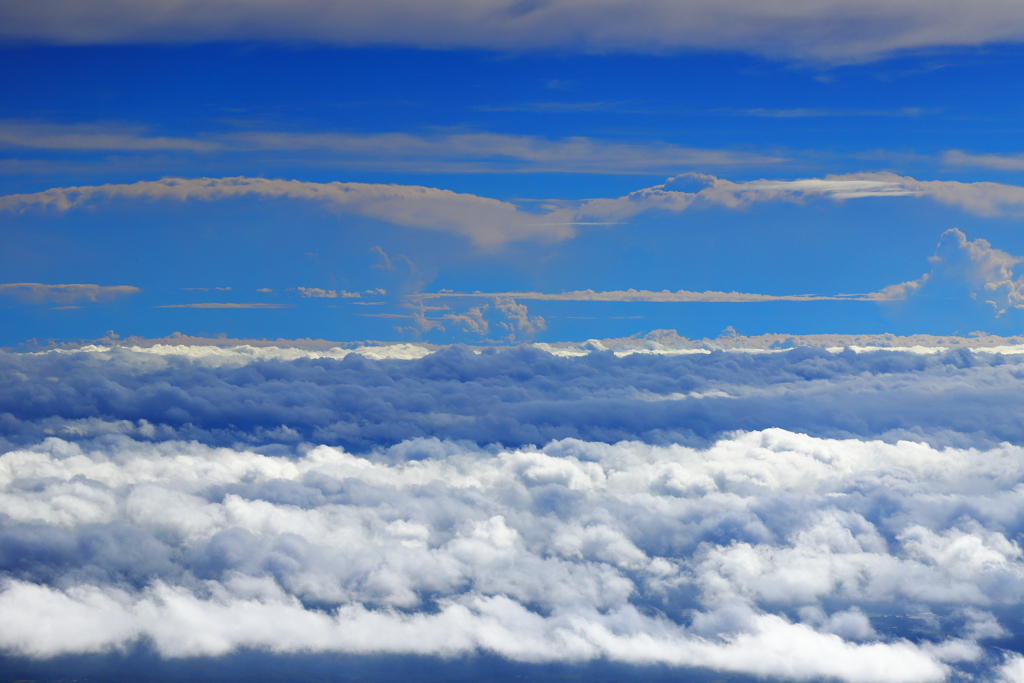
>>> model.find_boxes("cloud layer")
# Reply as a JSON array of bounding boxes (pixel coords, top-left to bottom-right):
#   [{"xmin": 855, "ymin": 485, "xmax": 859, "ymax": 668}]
[
  {"xmin": 3, "ymin": 0, "xmax": 1024, "ymax": 62},
  {"xmin": 0, "ymin": 428, "xmax": 1017, "ymax": 681},
  {"xmin": 2, "ymin": 343, "xmax": 1024, "ymax": 680},
  {"xmin": 4, "ymin": 342, "xmax": 1024, "ymax": 454},
  {"xmin": 5, "ymin": 173, "xmax": 1024, "ymax": 248}
]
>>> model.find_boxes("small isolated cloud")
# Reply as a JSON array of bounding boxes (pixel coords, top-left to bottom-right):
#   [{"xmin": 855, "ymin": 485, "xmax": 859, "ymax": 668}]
[
  {"xmin": 256, "ymin": 288, "xmax": 273, "ymax": 293},
  {"xmin": 295, "ymin": 287, "xmax": 362, "ymax": 299},
  {"xmin": 154, "ymin": 302, "xmax": 292, "ymax": 309},
  {"xmin": 0, "ymin": 282, "xmax": 140, "ymax": 305},
  {"xmin": 866, "ymin": 229, "xmax": 1024, "ymax": 315}
]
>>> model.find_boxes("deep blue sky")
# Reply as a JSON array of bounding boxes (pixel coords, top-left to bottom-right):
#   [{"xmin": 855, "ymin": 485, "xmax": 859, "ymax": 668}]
[{"xmin": 3, "ymin": 26, "xmax": 1024, "ymax": 345}]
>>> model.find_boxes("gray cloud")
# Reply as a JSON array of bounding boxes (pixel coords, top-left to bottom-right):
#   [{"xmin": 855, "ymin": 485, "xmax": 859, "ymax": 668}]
[
  {"xmin": 6, "ymin": 173, "xmax": 1024, "ymax": 252},
  {"xmin": 0, "ymin": 283, "xmax": 141, "ymax": 305},
  {"xmin": 0, "ymin": 122, "xmax": 783, "ymax": 173},
  {"xmin": 3, "ymin": 0, "xmax": 1024, "ymax": 62}
]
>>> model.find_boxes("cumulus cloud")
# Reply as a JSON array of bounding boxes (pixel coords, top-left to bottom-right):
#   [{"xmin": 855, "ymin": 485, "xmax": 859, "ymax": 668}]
[
  {"xmin": 2, "ymin": 429, "xmax": 1022, "ymax": 680},
  {"xmin": 3, "ymin": 0, "xmax": 1024, "ymax": 62},
  {"xmin": 864, "ymin": 229, "xmax": 1024, "ymax": 315},
  {"xmin": 0, "ymin": 283, "xmax": 140, "ymax": 305},
  {"xmin": 7, "ymin": 342, "xmax": 1024, "ymax": 454}
]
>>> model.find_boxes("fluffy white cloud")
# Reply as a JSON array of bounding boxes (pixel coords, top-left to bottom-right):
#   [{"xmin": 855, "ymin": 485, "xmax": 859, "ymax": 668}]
[
  {"xmin": 3, "ymin": 0, "xmax": 1024, "ymax": 62},
  {"xmin": 1, "ymin": 429, "xmax": 1019, "ymax": 679}
]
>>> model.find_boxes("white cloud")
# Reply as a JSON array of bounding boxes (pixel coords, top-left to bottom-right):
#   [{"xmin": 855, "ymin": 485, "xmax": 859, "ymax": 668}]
[
  {"xmin": 3, "ymin": 0, "xmax": 1024, "ymax": 62},
  {"xmin": 1, "ymin": 430, "xmax": 1018, "ymax": 678},
  {"xmin": 865, "ymin": 229, "xmax": 1024, "ymax": 315},
  {"xmin": 0, "ymin": 282, "xmax": 141, "ymax": 305}
]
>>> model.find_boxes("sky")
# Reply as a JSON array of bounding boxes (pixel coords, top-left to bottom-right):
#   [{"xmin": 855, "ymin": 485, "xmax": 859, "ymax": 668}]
[
  {"xmin": 4, "ymin": 2, "xmax": 1024, "ymax": 346},
  {"xmin": 8, "ymin": 3, "xmax": 1024, "ymax": 683}
]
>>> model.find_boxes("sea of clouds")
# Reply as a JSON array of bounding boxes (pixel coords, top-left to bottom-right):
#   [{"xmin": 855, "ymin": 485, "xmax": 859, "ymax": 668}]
[{"xmin": 3, "ymin": 342, "xmax": 1024, "ymax": 682}]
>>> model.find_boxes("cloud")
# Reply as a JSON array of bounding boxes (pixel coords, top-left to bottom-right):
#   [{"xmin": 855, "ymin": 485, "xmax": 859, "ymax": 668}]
[
  {"xmin": 4, "ymin": 0, "xmax": 1024, "ymax": 62},
  {"xmin": 0, "ymin": 120, "xmax": 217, "ymax": 152},
  {"xmin": 5, "ymin": 173, "xmax": 1024, "ymax": 252},
  {"xmin": 0, "ymin": 122, "xmax": 784, "ymax": 173},
  {"xmin": 1, "ymin": 428, "xmax": 1021, "ymax": 680},
  {"xmin": 7, "ymin": 340, "xmax": 1024, "ymax": 456},
  {"xmin": 295, "ymin": 288, "xmax": 362, "ymax": 299},
  {"xmin": 418, "ymin": 289, "xmax": 876, "ymax": 303},
  {"xmin": 153, "ymin": 303, "xmax": 292, "ymax": 309},
  {"xmin": 866, "ymin": 229, "xmax": 1024, "ymax": 314},
  {"xmin": 0, "ymin": 176, "xmax": 576, "ymax": 248},
  {"xmin": 943, "ymin": 150, "xmax": 1024, "ymax": 171},
  {"xmin": 0, "ymin": 283, "xmax": 140, "ymax": 305}
]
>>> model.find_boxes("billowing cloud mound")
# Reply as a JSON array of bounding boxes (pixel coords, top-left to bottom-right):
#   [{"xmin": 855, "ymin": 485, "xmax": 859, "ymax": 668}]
[
  {"xmin": 1, "ymin": 429, "xmax": 1020, "ymax": 681},
  {"xmin": 2, "ymin": 344, "xmax": 1024, "ymax": 680},
  {"xmin": 3, "ymin": 344, "xmax": 1024, "ymax": 454}
]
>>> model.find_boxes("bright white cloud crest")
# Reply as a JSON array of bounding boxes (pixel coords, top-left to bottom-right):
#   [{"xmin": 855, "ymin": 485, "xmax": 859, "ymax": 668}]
[{"xmin": 0, "ymin": 427, "xmax": 1020, "ymax": 680}]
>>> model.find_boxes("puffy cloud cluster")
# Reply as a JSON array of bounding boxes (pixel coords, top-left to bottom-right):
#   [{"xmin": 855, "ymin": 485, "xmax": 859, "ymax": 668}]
[
  {"xmin": 2, "ymin": 428, "xmax": 1022, "ymax": 682},
  {"xmin": 3, "ymin": 344, "xmax": 1024, "ymax": 454},
  {"xmin": 4, "ymin": 344, "xmax": 1024, "ymax": 679}
]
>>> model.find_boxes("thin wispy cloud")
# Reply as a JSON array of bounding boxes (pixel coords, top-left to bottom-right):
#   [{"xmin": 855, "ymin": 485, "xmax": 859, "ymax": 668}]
[
  {"xmin": 6, "ymin": 173, "xmax": 1024, "ymax": 251},
  {"xmin": 943, "ymin": 150, "xmax": 1024, "ymax": 171},
  {"xmin": 154, "ymin": 302, "xmax": 292, "ymax": 309},
  {"xmin": 5, "ymin": 0, "xmax": 1024, "ymax": 62},
  {"xmin": 417, "ymin": 289, "xmax": 879, "ymax": 303},
  {"xmin": 0, "ymin": 283, "xmax": 140, "ymax": 305},
  {"xmin": 0, "ymin": 122, "xmax": 785, "ymax": 173}
]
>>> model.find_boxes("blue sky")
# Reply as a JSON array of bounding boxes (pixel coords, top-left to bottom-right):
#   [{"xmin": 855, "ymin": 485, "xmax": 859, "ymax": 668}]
[{"xmin": 4, "ymin": 6, "xmax": 1024, "ymax": 346}]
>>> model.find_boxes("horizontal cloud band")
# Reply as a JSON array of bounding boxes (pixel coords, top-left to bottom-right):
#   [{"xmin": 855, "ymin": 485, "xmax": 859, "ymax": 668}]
[
  {"xmin": 0, "ymin": 429, "xmax": 1015, "ymax": 681},
  {"xmin": 4, "ymin": 0, "xmax": 1024, "ymax": 62},
  {"xmin": 5, "ymin": 173, "xmax": 1024, "ymax": 247}
]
